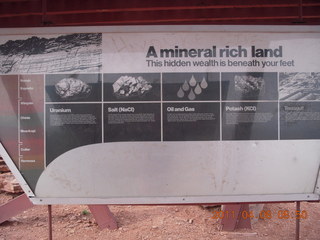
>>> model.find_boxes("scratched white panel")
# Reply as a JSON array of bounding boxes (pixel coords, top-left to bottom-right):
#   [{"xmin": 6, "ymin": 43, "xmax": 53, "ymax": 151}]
[{"xmin": 35, "ymin": 141, "xmax": 320, "ymax": 198}]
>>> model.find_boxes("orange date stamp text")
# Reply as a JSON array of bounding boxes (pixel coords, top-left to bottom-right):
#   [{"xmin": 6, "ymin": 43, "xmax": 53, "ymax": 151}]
[{"xmin": 211, "ymin": 209, "xmax": 308, "ymax": 220}]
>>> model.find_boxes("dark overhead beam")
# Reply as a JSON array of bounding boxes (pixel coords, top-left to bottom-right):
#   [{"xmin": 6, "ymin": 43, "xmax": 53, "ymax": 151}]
[
  {"xmin": 46, "ymin": 4, "xmax": 300, "ymax": 15},
  {"xmin": 2, "ymin": 4, "xmax": 320, "ymax": 18},
  {"xmin": 0, "ymin": 0, "xmax": 41, "ymax": 15},
  {"xmin": 0, "ymin": 12, "xmax": 41, "ymax": 17},
  {"xmin": 0, "ymin": 0, "xmax": 319, "ymax": 27},
  {"xmin": 1, "ymin": 1, "xmax": 320, "ymax": 18},
  {"xmin": 44, "ymin": 6, "xmax": 319, "ymax": 22},
  {"xmin": 53, "ymin": 16, "xmax": 320, "ymax": 27},
  {"xmin": 46, "ymin": 3, "xmax": 320, "ymax": 15},
  {"xmin": 0, "ymin": 0, "xmax": 37, "ymax": 2}
]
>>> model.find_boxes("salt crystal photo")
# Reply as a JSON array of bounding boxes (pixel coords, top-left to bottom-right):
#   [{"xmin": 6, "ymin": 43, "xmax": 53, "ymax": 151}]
[{"xmin": 103, "ymin": 73, "xmax": 160, "ymax": 101}]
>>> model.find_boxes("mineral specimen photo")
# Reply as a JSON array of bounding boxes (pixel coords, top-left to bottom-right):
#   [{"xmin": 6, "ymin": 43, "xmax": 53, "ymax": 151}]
[
  {"xmin": 104, "ymin": 73, "xmax": 160, "ymax": 101},
  {"xmin": 112, "ymin": 75, "xmax": 152, "ymax": 99},
  {"xmin": 234, "ymin": 74, "xmax": 265, "ymax": 97},
  {"xmin": 45, "ymin": 74, "xmax": 102, "ymax": 102},
  {"xmin": 55, "ymin": 78, "xmax": 92, "ymax": 100},
  {"xmin": 279, "ymin": 72, "xmax": 320, "ymax": 101},
  {"xmin": 221, "ymin": 72, "xmax": 278, "ymax": 100}
]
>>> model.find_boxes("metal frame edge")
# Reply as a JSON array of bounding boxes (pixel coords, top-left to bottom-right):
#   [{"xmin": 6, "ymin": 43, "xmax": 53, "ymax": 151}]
[
  {"xmin": 0, "ymin": 25, "xmax": 320, "ymax": 36},
  {"xmin": 30, "ymin": 193, "xmax": 320, "ymax": 205}
]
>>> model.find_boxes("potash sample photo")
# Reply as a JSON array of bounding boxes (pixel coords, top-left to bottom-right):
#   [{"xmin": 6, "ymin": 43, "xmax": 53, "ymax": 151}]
[
  {"xmin": 162, "ymin": 72, "xmax": 219, "ymax": 101},
  {"xmin": 103, "ymin": 73, "xmax": 160, "ymax": 101},
  {"xmin": 0, "ymin": 33, "xmax": 102, "ymax": 74},
  {"xmin": 279, "ymin": 72, "xmax": 320, "ymax": 101},
  {"xmin": 45, "ymin": 74, "xmax": 102, "ymax": 102},
  {"xmin": 221, "ymin": 72, "xmax": 278, "ymax": 101}
]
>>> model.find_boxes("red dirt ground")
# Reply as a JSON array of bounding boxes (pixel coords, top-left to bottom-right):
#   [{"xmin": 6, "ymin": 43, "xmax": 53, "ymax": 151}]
[{"xmin": 1, "ymin": 192, "xmax": 320, "ymax": 240}]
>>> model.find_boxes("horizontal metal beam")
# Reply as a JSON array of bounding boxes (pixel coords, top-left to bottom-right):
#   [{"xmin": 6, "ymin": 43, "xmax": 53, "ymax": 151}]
[
  {"xmin": 2, "ymin": 3, "xmax": 320, "ymax": 17},
  {"xmin": 30, "ymin": 193, "xmax": 320, "ymax": 205},
  {"xmin": 0, "ymin": 0, "xmax": 319, "ymax": 27},
  {"xmin": 0, "ymin": 0, "xmax": 38, "ymax": 2},
  {"xmin": 45, "ymin": 0, "xmax": 320, "ymax": 12},
  {"xmin": 38, "ymin": 6, "xmax": 320, "ymax": 26},
  {"xmin": 45, "ymin": 4, "xmax": 309, "ymax": 16}
]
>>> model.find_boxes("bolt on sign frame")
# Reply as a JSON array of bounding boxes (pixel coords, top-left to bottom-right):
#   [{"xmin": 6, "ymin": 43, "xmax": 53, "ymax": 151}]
[{"xmin": 0, "ymin": 25, "xmax": 320, "ymax": 205}]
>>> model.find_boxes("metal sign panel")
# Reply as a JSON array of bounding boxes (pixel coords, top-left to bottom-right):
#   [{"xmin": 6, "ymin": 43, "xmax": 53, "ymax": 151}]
[{"xmin": 0, "ymin": 25, "xmax": 320, "ymax": 204}]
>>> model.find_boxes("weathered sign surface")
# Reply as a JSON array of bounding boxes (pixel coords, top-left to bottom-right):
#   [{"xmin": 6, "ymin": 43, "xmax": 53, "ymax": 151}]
[{"xmin": 0, "ymin": 26, "xmax": 319, "ymax": 204}]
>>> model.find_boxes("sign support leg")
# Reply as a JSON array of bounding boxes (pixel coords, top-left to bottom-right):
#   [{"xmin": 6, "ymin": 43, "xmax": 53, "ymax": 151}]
[
  {"xmin": 220, "ymin": 204, "xmax": 251, "ymax": 231},
  {"xmin": 88, "ymin": 205, "xmax": 118, "ymax": 230},
  {"xmin": 296, "ymin": 201, "xmax": 300, "ymax": 240},
  {"xmin": 0, "ymin": 193, "xmax": 33, "ymax": 224},
  {"xmin": 48, "ymin": 205, "xmax": 53, "ymax": 240}
]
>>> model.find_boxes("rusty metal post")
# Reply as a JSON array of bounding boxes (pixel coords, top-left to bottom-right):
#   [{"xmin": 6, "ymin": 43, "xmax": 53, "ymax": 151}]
[
  {"xmin": 296, "ymin": 201, "xmax": 300, "ymax": 240},
  {"xmin": 48, "ymin": 205, "xmax": 53, "ymax": 240}
]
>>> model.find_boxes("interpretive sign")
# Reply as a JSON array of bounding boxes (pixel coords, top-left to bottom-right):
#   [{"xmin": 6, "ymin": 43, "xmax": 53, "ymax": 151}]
[{"xmin": 0, "ymin": 26, "xmax": 320, "ymax": 204}]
